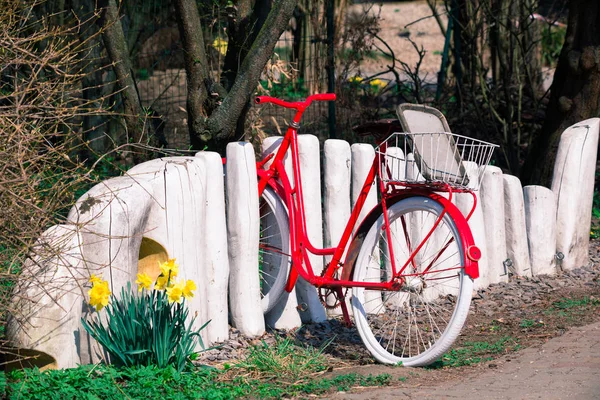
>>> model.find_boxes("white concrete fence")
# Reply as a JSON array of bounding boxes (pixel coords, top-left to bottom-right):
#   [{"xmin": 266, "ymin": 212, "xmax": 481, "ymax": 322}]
[{"xmin": 6, "ymin": 118, "xmax": 599, "ymax": 369}]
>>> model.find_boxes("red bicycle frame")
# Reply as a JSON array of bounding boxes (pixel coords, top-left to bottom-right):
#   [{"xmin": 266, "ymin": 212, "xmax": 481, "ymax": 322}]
[{"xmin": 255, "ymin": 94, "xmax": 481, "ymax": 302}]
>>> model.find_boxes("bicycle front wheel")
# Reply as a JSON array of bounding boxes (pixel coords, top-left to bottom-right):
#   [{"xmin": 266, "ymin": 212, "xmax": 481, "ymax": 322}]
[
  {"xmin": 259, "ymin": 186, "xmax": 291, "ymax": 313},
  {"xmin": 352, "ymin": 196, "xmax": 473, "ymax": 366}
]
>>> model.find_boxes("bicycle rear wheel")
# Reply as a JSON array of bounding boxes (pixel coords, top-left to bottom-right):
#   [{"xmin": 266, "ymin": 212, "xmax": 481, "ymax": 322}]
[
  {"xmin": 259, "ymin": 187, "xmax": 291, "ymax": 313},
  {"xmin": 352, "ymin": 196, "xmax": 473, "ymax": 366}
]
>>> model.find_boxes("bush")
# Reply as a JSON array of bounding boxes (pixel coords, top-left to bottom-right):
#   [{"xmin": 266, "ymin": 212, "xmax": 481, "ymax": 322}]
[{"xmin": 0, "ymin": 0, "xmax": 115, "ymax": 344}]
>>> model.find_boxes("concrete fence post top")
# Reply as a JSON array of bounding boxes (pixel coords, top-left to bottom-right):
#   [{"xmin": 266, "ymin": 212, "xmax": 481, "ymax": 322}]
[
  {"xmin": 325, "ymin": 139, "xmax": 351, "ymax": 146},
  {"xmin": 569, "ymin": 118, "xmax": 600, "ymax": 129},
  {"xmin": 484, "ymin": 165, "xmax": 502, "ymax": 174},
  {"xmin": 503, "ymin": 174, "xmax": 522, "ymax": 184}
]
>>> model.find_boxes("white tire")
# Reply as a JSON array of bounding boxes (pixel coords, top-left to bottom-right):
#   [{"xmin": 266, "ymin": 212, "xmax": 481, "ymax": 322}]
[{"xmin": 352, "ymin": 196, "xmax": 473, "ymax": 366}]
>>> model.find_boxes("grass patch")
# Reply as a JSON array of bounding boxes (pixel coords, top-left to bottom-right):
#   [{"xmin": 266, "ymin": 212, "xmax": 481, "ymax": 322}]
[
  {"xmin": 4, "ymin": 338, "xmax": 393, "ymax": 399},
  {"xmin": 544, "ymin": 296, "xmax": 600, "ymax": 320},
  {"xmin": 519, "ymin": 319, "xmax": 544, "ymax": 329},
  {"xmin": 550, "ymin": 296, "xmax": 600, "ymax": 311},
  {"xmin": 4, "ymin": 365, "xmax": 392, "ymax": 400},
  {"xmin": 231, "ymin": 337, "xmax": 329, "ymax": 382},
  {"xmin": 437, "ymin": 336, "xmax": 520, "ymax": 368}
]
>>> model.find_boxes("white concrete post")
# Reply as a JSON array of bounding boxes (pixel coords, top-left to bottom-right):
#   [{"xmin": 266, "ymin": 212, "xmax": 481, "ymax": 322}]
[
  {"xmin": 295, "ymin": 135, "xmax": 327, "ymax": 323},
  {"xmin": 351, "ymin": 144, "xmax": 377, "ymax": 225},
  {"xmin": 551, "ymin": 118, "xmax": 600, "ymax": 270},
  {"xmin": 479, "ymin": 166, "xmax": 508, "ymax": 283},
  {"xmin": 261, "ymin": 137, "xmax": 302, "ymax": 330},
  {"xmin": 195, "ymin": 151, "xmax": 230, "ymax": 342},
  {"xmin": 406, "ymin": 153, "xmax": 425, "ymax": 182},
  {"xmin": 127, "ymin": 158, "xmax": 211, "ymax": 344},
  {"xmin": 503, "ymin": 174, "xmax": 532, "ymax": 277},
  {"xmin": 323, "ymin": 139, "xmax": 352, "ymax": 314},
  {"xmin": 351, "ymin": 144, "xmax": 379, "ymax": 312},
  {"xmin": 225, "ymin": 143, "xmax": 265, "ymax": 337},
  {"xmin": 323, "ymin": 139, "xmax": 352, "ymax": 259},
  {"xmin": 524, "ymin": 185, "xmax": 557, "ymax": 276},
  {"xmin": 455, "ymin": 162, "xmax": 489, "ymax": 290}
]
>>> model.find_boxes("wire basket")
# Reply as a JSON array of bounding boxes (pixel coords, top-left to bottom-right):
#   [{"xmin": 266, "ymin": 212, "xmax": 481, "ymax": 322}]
[{"xmin": 375, "ymin": 132, "xmax": 498, "ymax": 190}]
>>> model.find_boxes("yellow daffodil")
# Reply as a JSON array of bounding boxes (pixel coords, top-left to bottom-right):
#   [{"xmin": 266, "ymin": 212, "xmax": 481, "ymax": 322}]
[
  {"xmin": 213, "ymin": 37, "xmax": 228, "ymax": 56},
  {"xmin": 135, "ymin": 273, "xmax": 153, "ymax": 292},
  {"xmin": 159, "ymin": 259, "xmax": 179, "ymax": 279},
  {"xmin": 155, "ymin": 274, "xmax": 169, "ymax": 291},
  {"xmin": 88, "ymin": 279, "xmax": 111, "ymax": 311},
  {"xmin": 166, "ymin": 280, "xmax": 185, "ymax": 304},
  {"xmin": 349, "ymin": 76, "xmax": 363, "ymax": 84},
  {"xmin": 370, "ymin": 79, "xmax": 386, "ymax": 88},
  {"xmin": 182, "ymin": 279, "xmax": 197, "ymax": 300},
  {"xmin": 89, "ymin": 274, "xmax": 103, "ymax": 284}
]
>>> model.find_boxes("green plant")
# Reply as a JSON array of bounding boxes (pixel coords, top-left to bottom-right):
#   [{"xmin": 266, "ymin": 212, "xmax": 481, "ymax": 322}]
[
  {"xmin": 550, "ymin": 296, "xmax": 600, "ymax": 311},
  {"xmin": 0, "ymin": 371, "xmax": 5, "ymax": 399},
  {"xmin": 259, "ymin": 76, "xmax": 309, "ymax": 101},
  {"xmin": 234, "ymin": 336, "xmax": 330, "ymax": 382},
  {"xmin": 299, "ymin": 372, "xmax": 392, "ymax": 394},
  {"xmin": 5, "ymin": 363, "xmax": 393, "ymax": 400},
  {"xmin": 441, "ymin": 337, "xmax": 520, "ymax": 367},
  {"xmin": 487, "ymin": 320, "xmax": 502, "ymax": 332},
  {"xmin": 541, "ymin": 24, "xmax": 566, "ymax": 67},
  {"xmin": 519, "ymin": 319, "xmax": 535, "ymax": 328},
  {"xmin": 591, "ymin": 190, "xmax": 600, "ymax": 239},
  {"xmin": 81, "ymin": 259, "xmax": 207, "ymax": 372}
]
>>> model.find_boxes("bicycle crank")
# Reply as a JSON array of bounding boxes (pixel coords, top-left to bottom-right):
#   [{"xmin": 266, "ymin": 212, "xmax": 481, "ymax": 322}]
[{"xmin": 318, "ymin": 287, "xmax": 348, "ymax": 310}]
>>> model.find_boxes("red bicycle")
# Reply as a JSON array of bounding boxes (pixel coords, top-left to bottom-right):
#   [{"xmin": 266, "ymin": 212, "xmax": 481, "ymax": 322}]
[{"xmin": 254, "ymin": 93, "xmax": 497, "ymax": 366}]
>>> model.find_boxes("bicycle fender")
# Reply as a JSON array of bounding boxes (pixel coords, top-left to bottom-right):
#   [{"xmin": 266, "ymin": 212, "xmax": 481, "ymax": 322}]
[
  {"xmin": 429, "ymin": 194, "xmax": 480, "ymax": 279},
  {"xmin": 341, "ymin": 192, "xmax": 479, "ymax": 281}
]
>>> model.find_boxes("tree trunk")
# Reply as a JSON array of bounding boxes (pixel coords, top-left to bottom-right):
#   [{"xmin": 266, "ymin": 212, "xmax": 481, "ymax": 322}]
[
  {"xmin": 208, "ymin": 0, "xmax": 299, "ymax": 142},
  {"xmin": 219, "ymin": 0, "xmax": 273, "ymax": 144},
  {"xmin": 174, "ymin": 0, "xmax": 298, "ymax": 151},
  {"xmin": 72, "ymin": 0, "xmax": 106, "ymax": 161},
  {"xmin": 292, "ymin": 7, "xmax": 305, "ymax": 68},
  {"xmin": 521, "ymin": 0, "xmax": 600, "ymax": 186},
  {"xmin": 222, "ymin": 0, "xmax": 272, "ymax": 92},
  {"xmin": 98, "ymin": 0, "xmax": 146, "ymax": 162},
  {"xmin": 173, "ymin": 0, "xmax": 212, "ymax": 150}
]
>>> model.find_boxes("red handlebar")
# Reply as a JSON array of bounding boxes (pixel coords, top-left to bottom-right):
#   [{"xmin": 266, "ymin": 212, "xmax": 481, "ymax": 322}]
[
  {"xmin": 308, "ymin": 93, "xmax": 336, "ymax": 102},
  {"xmin": 255, "ymin": 93, "xmax": 336, "ymax": 109}
]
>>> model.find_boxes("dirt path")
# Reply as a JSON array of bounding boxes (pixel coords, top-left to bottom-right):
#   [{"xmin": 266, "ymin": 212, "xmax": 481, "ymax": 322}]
[{"xmin": 328, "ymin": 321, "xmax": 600, "ymax": 399}]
